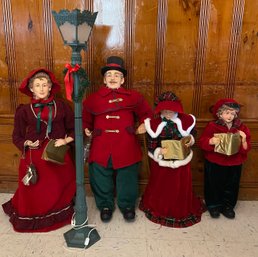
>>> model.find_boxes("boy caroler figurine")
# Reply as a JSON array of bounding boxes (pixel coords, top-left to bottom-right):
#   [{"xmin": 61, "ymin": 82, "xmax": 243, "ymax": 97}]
[
  {"xmin": 199, "ymin": 98, "xmax": 251, "ymax": 219},
  {"xmin": 82, "ymin": 56, "xmax": 152, "ymax": 222}
]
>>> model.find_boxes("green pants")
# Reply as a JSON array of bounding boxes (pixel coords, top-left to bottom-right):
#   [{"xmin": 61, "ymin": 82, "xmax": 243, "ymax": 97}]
[{"xmin": 89, "ymin": 158, "xmax": 139, "ymax": 212}]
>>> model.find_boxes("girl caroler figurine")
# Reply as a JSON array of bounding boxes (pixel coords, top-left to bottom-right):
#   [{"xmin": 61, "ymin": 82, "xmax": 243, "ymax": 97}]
[
  {"xmin": 140, "ymin": 92, "xmax": 205, "ymax": 228},
  {"xmin": 2, "ymin": 68, "xmax": 76, "ymax": 232},
  {"xmin": 199, "ymin": 98, "xmax": 251, "ymax": 219}
]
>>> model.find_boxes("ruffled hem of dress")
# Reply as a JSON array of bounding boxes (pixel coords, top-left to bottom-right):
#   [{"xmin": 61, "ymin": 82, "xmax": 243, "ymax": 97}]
[
  {"xmin": 139, "ymin": 199, "xmax": 206, "ymax": 228},
  {"xmin": 2, "ymin": 199, "xmax": 74, "ymax": 232}
]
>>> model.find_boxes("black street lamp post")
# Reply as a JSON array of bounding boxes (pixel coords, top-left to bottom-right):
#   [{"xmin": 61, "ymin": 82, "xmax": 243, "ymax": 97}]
[{"xmin": 52, "ymin": 9, "xmax": 100, "ymax": 249}]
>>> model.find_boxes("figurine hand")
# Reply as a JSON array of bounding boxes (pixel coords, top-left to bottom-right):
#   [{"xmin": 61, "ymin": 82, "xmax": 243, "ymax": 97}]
[
  {"xmin": 209, "ymin": 137, "xmax": 220, "ymax": 145},
  {"xmin": 54, "ymin": 139, "xmax": 67, "ymax": 147},
  {"xmin": 160, "ymin": 147, "xmax": 168, "ymax": 155},
  {"xmin": 185, "ymin": 137, "xmax": 193, "ymax": 148},
  {"xmin": 26, "ymin": 140, "xmax": 39, "ymax": 148},
  {"xmin": 185, "ymin": 142, "xmax": 191, "ymax": 148},
  {"xmin": 136, "ymin": 123, "xmax": 146, "ymax": 134},
  {"xmin": 238, "ymin": 130, "xmax": 246, "ymax": 142},
  {"xmin": 85, "ymin": 128, "xmax": 92, "ymax": 137}
]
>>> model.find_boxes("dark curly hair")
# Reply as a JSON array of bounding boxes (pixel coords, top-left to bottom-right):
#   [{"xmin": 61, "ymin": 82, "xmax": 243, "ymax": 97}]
[{"xmin": 154, "ymin": 91, "xmax": 179, "ymax": 106}]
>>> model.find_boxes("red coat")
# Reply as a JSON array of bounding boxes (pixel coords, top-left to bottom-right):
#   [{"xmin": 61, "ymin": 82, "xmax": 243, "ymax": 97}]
[
  {"xmin": 198, "ymin": 120, "xmax": 251, "ymax": 166},
  {"xmin": 82, "ymin": 86, "xmax": 152, "ymax": 169}
]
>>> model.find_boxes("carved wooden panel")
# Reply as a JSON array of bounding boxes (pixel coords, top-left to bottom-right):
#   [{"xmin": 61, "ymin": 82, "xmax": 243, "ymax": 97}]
[{"xmin": 1, "ymin": 0, "xmax": 258, "ymax": 199}]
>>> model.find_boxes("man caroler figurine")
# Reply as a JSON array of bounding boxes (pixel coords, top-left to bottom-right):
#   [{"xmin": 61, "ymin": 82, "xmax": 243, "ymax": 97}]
[{"xmin": 82, "ymin": 56, "xmax": 152, "ymax": 222}]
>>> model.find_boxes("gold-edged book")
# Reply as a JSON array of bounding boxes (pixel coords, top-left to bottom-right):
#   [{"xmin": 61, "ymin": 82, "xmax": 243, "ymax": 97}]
[
  {"xmin": 161, "ymin": 136, "xmax": 191, "ymax": 160},
  {"xmin": 42, "ymin": 139, "xmax": 69, "ymax": 165},
  {"xmin": 214, "ymin": 133, "xmax": 241, "ymax": 156}
]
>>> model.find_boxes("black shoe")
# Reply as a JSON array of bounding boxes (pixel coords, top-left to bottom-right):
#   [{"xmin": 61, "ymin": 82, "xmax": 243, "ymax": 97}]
[
  {"xmin": 208, "ymin": 208, "xmax": 220, "ymax": 218},
  {"xmin": 221, "ymin": 206, "xmax": 235, "ymax": 219},
  {"xmin": 100, "ymin": 208, "xmax": 113, "ymax": 222},
  {"xmin": 122, "ymin": 208, "xmax": 135, "ymax": 221}
]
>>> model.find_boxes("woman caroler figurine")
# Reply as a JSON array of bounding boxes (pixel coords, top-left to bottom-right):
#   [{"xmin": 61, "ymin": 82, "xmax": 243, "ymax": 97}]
[
  {"xmin": 140, "ymin": 92, "xmax": 205, "ymax": 227},
  {"xmin": 2, "ymin": 68, "xmax": 76, "ymax": 232}
]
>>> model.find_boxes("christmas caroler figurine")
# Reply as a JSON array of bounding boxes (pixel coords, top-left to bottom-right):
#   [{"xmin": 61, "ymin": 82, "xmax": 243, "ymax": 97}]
[
  {"xmin": 140, "ymin": 92, "xmax": 205, "ymax": 228},
  {"xmin": 82, "ymin": 56, "xmax": 152, "ymax": 222},
  {"xmin": 199, "ymin": 98, "xmax": 251, "ymax": 219},
  {"xmin": 2, "ymin": 68, "xmax": 76, "ymax": 232}
]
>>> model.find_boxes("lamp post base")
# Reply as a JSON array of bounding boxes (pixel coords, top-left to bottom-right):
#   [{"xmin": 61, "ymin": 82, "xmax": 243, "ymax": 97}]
[{"xmin": 64, "ymin": 227, "xmax": 101, "ymax": 249}]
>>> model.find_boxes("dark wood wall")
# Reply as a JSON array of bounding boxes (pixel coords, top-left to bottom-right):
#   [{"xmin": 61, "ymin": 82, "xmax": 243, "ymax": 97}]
[{"xmin": 1, "ymin": 0, "xmax": 258, "ymax": 199}]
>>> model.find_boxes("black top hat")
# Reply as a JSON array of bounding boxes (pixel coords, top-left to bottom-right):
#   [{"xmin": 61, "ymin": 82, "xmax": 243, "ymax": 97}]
[{"xmin": 101, "ymin": 56, "xmax": 127, "ymax": 77}]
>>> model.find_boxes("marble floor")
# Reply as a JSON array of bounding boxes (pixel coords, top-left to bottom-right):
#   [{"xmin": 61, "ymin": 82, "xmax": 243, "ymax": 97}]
[{"xmin": 0, "ymin": 193, "xmax": 258, "ymax": 257}]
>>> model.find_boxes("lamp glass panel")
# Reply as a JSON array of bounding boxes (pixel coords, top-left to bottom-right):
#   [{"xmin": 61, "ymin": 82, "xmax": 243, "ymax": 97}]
[
  {"xmin": 78, "ymin": 23, "xmax": 91, "ymax": 44},
  {"xmin": 59, "ymin": 22, "xmax": 77, "ymax": 44}
]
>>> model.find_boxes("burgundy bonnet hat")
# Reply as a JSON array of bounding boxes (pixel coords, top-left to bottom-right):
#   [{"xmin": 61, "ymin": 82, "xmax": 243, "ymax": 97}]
[
  {"xmin": 154, "ymin": 91, "xmax": 184, "ymax": 114},
  {"xmin": 19, "ymin": 68, "xmax": 61, "ymax": 97},
  {"xmin": 212, "ymin": 98, "xmax": 241, "ymax": 118},
  {"xmin": 101, "ymin": 56, "xmax": 127, "ymax": 77}
]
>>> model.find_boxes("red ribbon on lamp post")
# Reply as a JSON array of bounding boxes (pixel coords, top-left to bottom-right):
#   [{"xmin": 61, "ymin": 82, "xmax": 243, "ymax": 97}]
[{"xmin": 64, "ymin": 63, "xmax": 80, "ymax": 101}]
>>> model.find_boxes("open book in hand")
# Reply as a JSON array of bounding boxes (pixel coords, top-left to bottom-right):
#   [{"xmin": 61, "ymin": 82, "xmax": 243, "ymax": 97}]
[
  {"xmin": 42, "ymin": 139, "xmax": 69, "ymax": 165},
  {"xmin": 214, "ymin": 133, "xmax": 241, "ymax": 156},
  {"xmin": 161, "ymin": 136, "xmax": 191, "ymax": 160}
]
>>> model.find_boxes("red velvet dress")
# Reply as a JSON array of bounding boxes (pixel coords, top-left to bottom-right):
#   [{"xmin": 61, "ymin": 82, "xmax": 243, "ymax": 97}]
[
  {"xmin": 139, "ymin": 115, "xmax": 205, "ymax": 227},
  {"xmin": 2, "ymin": 98, "xmax": 76, "ymax": 232}
]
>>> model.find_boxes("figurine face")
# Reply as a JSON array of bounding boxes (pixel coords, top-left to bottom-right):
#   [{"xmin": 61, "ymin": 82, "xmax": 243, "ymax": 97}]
[
  {"xmin": 104, "ymin": 70, "xmax": 124, "ymax": 89},
  {"xmin": 220, "ymin": 109, "xmax": 237, "ymax": 124},
  {"xmin": 161, "ymin": 110, "xmax": 177, "ymax": 120},
  {"xmin": 30, "ymin": 77, "xmax": 51, "ymax": 100}
]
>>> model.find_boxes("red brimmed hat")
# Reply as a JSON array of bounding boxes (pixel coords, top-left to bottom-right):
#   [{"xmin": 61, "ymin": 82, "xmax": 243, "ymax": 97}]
[
  {"xmin": 212, "ymin": 98, "xmax": 241, "ymax": 118},
  {"xmin": 19, "ymin": 68, "xmax": 61, "ymax": 97},
  {"xmin": 154, "ymin": 91, "xmax": 184, "ymax": 114},
  {"xmin": 101, "ymin": 56, "xmax": 127, "ymax": 77}
]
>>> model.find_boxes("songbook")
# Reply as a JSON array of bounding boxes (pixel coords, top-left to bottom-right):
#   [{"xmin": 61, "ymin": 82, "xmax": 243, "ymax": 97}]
[
  {"xmin": 161, "ymin": 136, "xmax": 191, "ymax": 160},
  {"xmin": 42, "ymin": 139, "xmax": 69, "ymax": 164},
  {"xmin": 214, "ymin": 133, "xmax": 241, "ymax": 156}
]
